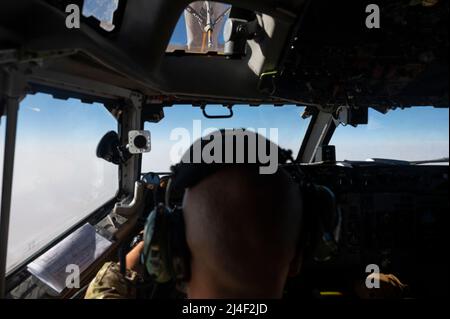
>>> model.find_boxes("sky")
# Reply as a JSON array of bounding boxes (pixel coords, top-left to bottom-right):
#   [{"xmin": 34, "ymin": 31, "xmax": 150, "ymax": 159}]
[
  {"xmin": 0, "ymin": 1, "xmax": 448, "ymax": 274},
  {"xmin": 331, "ymin": 107, "xmax": 449, "ymax": 161},
  {"xmin": 82, "ymin": 0, "xmax": 119, "ymax": 30},
  {"xmin": 171, "ymin": 11, "xmax": 189, "ymax": 45},
  {"xmin": 142, "ymin": 105, "xmax": 311, "ymax": 172}
]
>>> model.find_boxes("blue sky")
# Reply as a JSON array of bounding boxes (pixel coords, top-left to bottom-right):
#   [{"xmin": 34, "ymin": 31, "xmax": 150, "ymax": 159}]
[
  {"xmin": 16, "ymin": 93, "xmax": 117, "ymax": 142},
  {"xmin": 82, "ymin": 0, "xmax": 119, "ymax": 29},
  {"xmin": 142, "ymin": 105, "xmax": 311, "ymax": 172},
  {"xmin": 170, "ymin": 13, "xmax": 190, "ymax": 45}
]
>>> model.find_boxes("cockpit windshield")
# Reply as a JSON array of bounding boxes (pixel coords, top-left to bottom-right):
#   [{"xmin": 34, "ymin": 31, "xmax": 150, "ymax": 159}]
[
  {"xmin": 142, "ymin": 105, "xmax": 310, "ymax": 172},
  {"xmin": 142, "ymin": 106, "xmax": 449, "ymax": 173}
]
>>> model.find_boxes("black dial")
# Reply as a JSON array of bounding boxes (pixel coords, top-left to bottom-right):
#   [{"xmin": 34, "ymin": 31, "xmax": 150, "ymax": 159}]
[{"xmin": 133, "ymin": 135, "xmax": 147, "ymax": 149}]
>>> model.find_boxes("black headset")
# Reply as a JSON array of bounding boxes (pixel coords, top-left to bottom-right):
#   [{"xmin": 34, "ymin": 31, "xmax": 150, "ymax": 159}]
[
  {"xmin": 141, "ymin": 163, "xmax": 340, "ymax": 285},
  {"xmin": 141, "ymin": 201, "xmax": 190, "ymax": 284}
]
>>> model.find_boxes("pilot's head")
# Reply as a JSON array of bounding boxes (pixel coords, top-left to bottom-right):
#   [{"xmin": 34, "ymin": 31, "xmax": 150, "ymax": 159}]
[{"xmin": 173, "ymin": 129, "xmax": 303, "ymax": 298}]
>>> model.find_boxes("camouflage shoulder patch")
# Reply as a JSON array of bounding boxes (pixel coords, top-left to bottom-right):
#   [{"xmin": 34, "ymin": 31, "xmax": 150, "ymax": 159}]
[{"xmin": 84, "ymin": 262, "xmax": 140, "ymax": 299}]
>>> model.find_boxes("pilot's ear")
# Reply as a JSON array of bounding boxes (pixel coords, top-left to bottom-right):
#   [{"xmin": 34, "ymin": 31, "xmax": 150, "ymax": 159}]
[{"xmin": 288, "ymin": 250, "xmax": 303, "ymax": 277}]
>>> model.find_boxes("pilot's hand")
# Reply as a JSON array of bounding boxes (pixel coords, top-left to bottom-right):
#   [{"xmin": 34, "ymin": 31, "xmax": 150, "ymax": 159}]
[
  {"xmin": 355, "ymin": 273, "xmax": 407, "ymax": 299},
  {"xmin": 126, "ymin": 238, "xmax": 144, "ymax": 274}
]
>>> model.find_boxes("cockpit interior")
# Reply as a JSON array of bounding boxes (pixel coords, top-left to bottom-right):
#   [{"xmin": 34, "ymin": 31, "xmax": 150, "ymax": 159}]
[{"xmin": 0, "ymin": 0, "xmax": 448, "ymax": 300}]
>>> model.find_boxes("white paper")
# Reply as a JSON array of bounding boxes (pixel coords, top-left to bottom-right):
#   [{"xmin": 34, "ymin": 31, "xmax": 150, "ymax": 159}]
[{"xmin": 27, "ymin": 223, "xmax": 112, "ymax": 294}]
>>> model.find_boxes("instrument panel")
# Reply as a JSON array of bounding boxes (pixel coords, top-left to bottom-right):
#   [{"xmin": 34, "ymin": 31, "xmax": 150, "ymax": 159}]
[{"xmin": 286, "ymin": 163, "xmax": 449, "ymax": 297}]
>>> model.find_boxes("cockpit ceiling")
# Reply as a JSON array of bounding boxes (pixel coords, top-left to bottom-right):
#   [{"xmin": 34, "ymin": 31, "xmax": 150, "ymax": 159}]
[{"xmin": 0, "ymin": 0, "xmax": 448, "ymax": 109}]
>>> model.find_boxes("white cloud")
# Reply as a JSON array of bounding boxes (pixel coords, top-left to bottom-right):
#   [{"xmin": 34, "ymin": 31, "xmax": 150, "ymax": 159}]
[
  {"xmin": 26, "ymin": 107, "xmax": 41, "ymax": 113},
  {"xmin": 0, "ymin": 141, "xmax": 118, "ymax": 273}
]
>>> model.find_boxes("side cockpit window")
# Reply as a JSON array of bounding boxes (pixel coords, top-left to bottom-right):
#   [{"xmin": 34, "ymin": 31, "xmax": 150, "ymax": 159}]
[{"xmin": 1, "ymin": 93, "xmax": 118, "ymax": 274}]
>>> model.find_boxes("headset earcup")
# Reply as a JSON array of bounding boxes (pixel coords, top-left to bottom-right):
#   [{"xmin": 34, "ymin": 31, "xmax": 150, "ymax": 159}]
[
  {"xmin": 168, "ymin": 208, "xmax": 191, "ymax": 282},
  {"xmin": 300, "ymin": 184, "xmax": 339, "ymax": 263},
  {"xmin": 143, "ymin": 204, "xmax": 172, "ymax": 283},
  {"xmin": 311, "ymin": 185, "xmax": 339, "ymax": 262},
  {"xmin": 143, "ymin": 204, "xmax": 191, "ymax": 284}
]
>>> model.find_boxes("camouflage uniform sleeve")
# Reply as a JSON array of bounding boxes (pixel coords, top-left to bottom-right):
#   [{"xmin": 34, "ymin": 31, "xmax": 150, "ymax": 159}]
[{"xmin": 84, "ymin": 262, "xmax": 141, "ymax": 299}]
